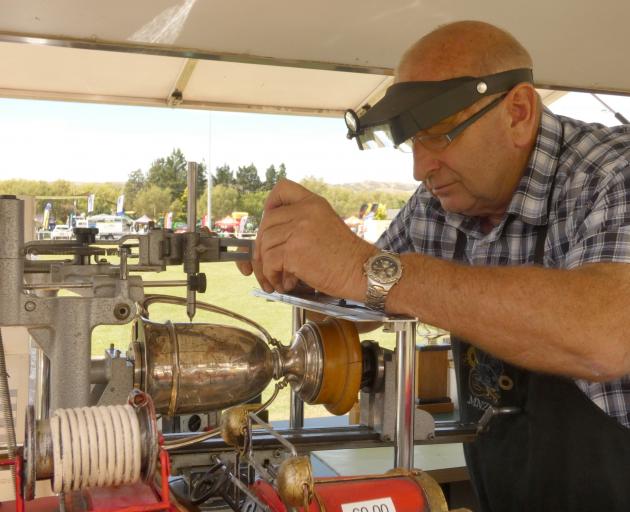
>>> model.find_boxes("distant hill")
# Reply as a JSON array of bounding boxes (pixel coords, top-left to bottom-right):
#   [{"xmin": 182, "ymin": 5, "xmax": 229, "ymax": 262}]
[{"xmin": 338, "ymin": 181, "xmax": 418, "ymax": 193}]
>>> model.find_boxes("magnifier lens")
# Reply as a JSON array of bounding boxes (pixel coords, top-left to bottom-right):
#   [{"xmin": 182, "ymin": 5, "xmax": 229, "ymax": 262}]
[
  {"xmin": 396, "ymin": 141, "xmax": 414, "ymax": 153},
  {"xmin": 362, "ymin": 138, "xmax": 382, "ymax": 150},
  {"xmin": 373, "ymin": 129, "xmax": 394, "ymax": 147},
  {"xmin": 344, "ymin": 110, "xmax": 359, "ymax": 133}
]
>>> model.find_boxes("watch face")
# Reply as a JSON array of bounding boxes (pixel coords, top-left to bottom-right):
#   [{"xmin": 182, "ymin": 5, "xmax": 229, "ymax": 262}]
[{"xmin": 370, "ymin": 255, "xmax": 401, "ymax": 283}]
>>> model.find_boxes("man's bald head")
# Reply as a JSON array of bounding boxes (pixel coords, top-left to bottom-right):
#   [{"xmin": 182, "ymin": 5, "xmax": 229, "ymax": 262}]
[{"xmin": 396, "ymin": 21, "xmax": 533, "ymax": 82}]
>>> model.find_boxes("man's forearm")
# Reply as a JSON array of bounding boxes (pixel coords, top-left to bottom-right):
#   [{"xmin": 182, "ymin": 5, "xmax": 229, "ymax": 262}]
[{"xmin": 385, "ymin": 254, "xmax": 630, "ymax": 381}]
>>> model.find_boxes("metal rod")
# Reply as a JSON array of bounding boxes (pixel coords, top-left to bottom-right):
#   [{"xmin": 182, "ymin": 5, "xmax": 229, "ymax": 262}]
[
  {"xmin": 592, "ymin": 94, "xmax": 630, "ymax": 124},
  {"xmin": 187, "ymin": 162, "xmax": 198, "ymax": 231},
  {"xmin": 24, "ymin": 283, "xmax": 92, "ymax": 290},
  {"xmin": 0, "ymin": 197, "xmax": 25, "ymax": 324},
  {"xmin": 119, "ymin": 246, "xmax": 129, "ymax": 280},
  {"xmin": 394, "ymin": 321, "xmax": 416, "ymax": 469},
  {"xmin": 214, "ymin": 455, "xmax": 271, "ymax": 512},
  {"xmin": 89, "ymin": 358, "xmax": 109, "ymax": 384},
  {"xmin": 143, "ymin": 280, "xmax": 188, "ymax": 288},
  {"xmin": 289, "ymin": 307, "xmax": 305, "ymax": 428},
  {"xmin": 0, "ymin": 32, "xmax": 392, "ymax": 77},
  {"xmin": 29, "ymin": 341, "xmax": 50, "ymax": 420},
  {"xmin": 142, "ymin": 294, "xmax": 277, "ymax": 346},
  {"xmin": 186, "ymin": 161, "xmax": 198, "ymax": 322},
  {"xmin": 24, "ymin": 279, "xmax": 188, "ymax": 291},
  {"xmin": 249, "ymin": 412, "xmax": 298, "ymax": 457},
  {"xmin": 50, "ymin": 315, "xmax": 91, "ymax": 410}
]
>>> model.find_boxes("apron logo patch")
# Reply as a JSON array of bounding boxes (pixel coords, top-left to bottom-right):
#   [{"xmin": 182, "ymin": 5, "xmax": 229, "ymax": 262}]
[{"xmin": 465, "ymin": 347, "xmax": 514, "ymax": 410}]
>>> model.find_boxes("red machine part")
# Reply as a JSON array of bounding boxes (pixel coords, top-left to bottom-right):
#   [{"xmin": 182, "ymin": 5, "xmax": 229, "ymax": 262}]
[
  {"xmin": 0, "ymin": 453, "xmax": 25, "ymax": 512},
  {"xmin": 253, "ymin": 471, "xmax": 448, "ymax": 512},
  {"xmin": 2, "ymin": 449, "xmax": 176, "ymax": 512},
  {"xmin": 86, "ymin": 449, "xmax": 174, "ymax": 512}
]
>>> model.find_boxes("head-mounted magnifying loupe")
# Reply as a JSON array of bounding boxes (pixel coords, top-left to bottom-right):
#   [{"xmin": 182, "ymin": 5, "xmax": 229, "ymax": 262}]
[{"xmin": 345, "ymin": 68, "xmax": 533, "ymax": 151}]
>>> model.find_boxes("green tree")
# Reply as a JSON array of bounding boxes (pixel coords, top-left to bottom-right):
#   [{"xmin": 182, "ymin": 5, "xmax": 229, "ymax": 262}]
[
  {"xmin": 262, "ymin": 163, "xmax": 287, "ymax": 190},
  {"xmin": 237, "ymin": 190, "xmax": 267, "ymax": 223},
  {"xmin": 263, "ymin": 165, "xmax": 277, "ymax": 190},
  {"xmin": 300, "ymin": 177, "xmax": 329, "ymax": 196},
  {"xmin": 235, "ymin": 164, "xmax": 261, "ymax": 193},
  {"xmin": 170, "ymin": 196, "xmax": 187, "ymax": 223},
  {"xmin": 211, "ymin": 185, "xmax": 239, "ymax": 220},
  {"xmin": 196, "ymin": 161, "xmax": 208, "ymax": 199},
  {"xmin": 277, "ymin": 163, "xmax": 287, "ymax": 181},
  {"xmin": 198, "ymin": 188, "xmax": 208, "ymax": 220},
  {"xmin": 144, "ymin": 148, "xmax": 207, "ymax": 208},
  {"xmin": 298, "ymin": 177, "xmax": 412, "ymax": 218},
  {"xmin": 146, "ymin": 148, "xmax": 187, "ymax": 200},
  {"xmin": 214, "ymin": 164, "xmax": 235, "ymax": 187},
  {"xmin": 124, "ymin": 169, "xmax": 146, "ymax": 212},
  {"xmin": 134, "ymin": 185, "xmax": 173, "ymax": 219}
]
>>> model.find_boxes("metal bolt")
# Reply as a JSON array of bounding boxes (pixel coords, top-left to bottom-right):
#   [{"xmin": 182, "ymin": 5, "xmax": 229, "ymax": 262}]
[
  {"xmin": 24, "ymin": 301, "xmax": 36, "ymax": 312},
  {"xmin": 476, "ymin": 81, "xmax": 488, "ymax": 94},
  {"xmin": 113, "ymin": 303, "xmax": 130, "ymax": 320}
]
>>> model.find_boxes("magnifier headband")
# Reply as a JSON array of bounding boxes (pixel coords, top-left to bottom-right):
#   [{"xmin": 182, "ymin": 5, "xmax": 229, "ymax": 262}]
[{"xmin": 345, "ymin": 68, "xmax": 533, "ymax": 150}]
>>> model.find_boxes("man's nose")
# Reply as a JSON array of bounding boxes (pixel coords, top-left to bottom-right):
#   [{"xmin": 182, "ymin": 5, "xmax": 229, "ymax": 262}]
[{"xmin": 413, "ymin": 145, "xmax": 441, "ymax": 181}]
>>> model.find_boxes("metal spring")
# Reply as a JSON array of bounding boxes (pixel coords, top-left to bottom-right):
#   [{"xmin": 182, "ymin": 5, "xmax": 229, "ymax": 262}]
[
  {"xmin": 0, "ymin": 329, "xmax": 16, "ymax": 496},
  {"xmin": 50, "ymin": 404, "xmax": 142, "ymax": 493}
]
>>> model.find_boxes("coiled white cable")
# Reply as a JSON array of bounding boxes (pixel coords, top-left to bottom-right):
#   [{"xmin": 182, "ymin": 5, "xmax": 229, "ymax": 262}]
[{"xmin": 50, "ymin": 404, "xmax": 143, "ymax": 493}]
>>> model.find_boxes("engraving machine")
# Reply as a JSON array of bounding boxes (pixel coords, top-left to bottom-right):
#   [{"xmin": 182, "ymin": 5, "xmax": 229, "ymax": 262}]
[{"xmin": 0, "ymin": 168, "xmax": 473, "ymax": 511}]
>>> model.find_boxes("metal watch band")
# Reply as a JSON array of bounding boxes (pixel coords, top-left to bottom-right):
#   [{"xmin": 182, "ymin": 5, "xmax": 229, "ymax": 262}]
[
  {"xmin": 365, "ymin": 284, "xmax": 387, "ymax": 311},
  {"xmin": 364, "ymin": 251, "xmax": 402, "ymax": 312}
]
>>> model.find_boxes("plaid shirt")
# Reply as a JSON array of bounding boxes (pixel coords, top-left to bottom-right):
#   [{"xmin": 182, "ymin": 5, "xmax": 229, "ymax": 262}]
[{"xmin": 377, "ymin": 108, "xmax": 630, "ymax": 427}]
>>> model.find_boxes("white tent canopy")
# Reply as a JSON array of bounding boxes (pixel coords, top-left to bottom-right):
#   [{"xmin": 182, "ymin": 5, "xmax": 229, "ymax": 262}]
[
  {"xmin": 0, "ymin": 1, "xmax": 627, "ymax": 115},
  {"xmin": 134, "ymin": 215, "xmax": 153, "ymax": 224}
]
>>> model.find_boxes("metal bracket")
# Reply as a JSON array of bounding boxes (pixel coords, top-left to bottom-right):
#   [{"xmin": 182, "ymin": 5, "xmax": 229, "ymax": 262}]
[{"xmin": 476, "ymin": 406, "xmax": 521, "ymax": 434}]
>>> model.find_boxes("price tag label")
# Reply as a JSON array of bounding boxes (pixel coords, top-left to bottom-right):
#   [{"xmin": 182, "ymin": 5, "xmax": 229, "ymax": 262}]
[{"xmin": 341, "ymin": 497, "xmax": 396, "ymax": 512}]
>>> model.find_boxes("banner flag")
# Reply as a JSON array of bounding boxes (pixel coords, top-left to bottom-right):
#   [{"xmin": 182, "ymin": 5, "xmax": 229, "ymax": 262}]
[
  {"xmin": 164, "ymin": 212, "xmax": 173, "ymax": 229},
  {"xmin": 238, "ymin": 215, "xmax": 248, "ymax": 235},
  {"xmin": 87, "ymin": 194, "xmax": 95, "ymax": 213},
  {"xmin": 116, "ymin": 194, "xmax": 125, "ymax": 215},
  {"xmin": 42, "ymin": 202, "xmax": 52, "ymax": 230}
]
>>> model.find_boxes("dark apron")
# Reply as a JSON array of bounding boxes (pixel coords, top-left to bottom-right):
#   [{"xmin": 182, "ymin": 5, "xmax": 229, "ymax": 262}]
[{"xmin": 451, "ymin": 226, "xmax": 630, "ymax": 512}]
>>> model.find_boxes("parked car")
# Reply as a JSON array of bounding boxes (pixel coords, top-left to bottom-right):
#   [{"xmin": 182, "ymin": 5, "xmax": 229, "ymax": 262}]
[
  {"xmin": 87, "ymin": 214, "xmax": 133, "ymax": 240},
  {"xmin": 51, "ymin": 224, "xmax": 73, "ymax": 240}
]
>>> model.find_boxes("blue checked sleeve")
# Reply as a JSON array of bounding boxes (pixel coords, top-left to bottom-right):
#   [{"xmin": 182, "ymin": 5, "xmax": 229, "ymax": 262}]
[
  {"xmin": 564, "ymin": 163, "xmax": 630, "ymax": 269},
  {"xmin": 375, "ymin": 191, "xmax": 417, "ymax": 253}
]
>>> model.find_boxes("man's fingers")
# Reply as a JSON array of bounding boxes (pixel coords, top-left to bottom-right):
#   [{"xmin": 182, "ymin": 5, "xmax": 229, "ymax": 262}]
[
  {"xmin": 282, "ymin": 272, "xmax": 299, "ymax": 292},
  {"xmin": 263, "ymin": 179, "xmax": 312, "ymax": 211},
  {"xmin": 251, "ymin": 258, "xmax": 275, "ymax": 293},
  {"xmin": 255, "ymin": 205, "xmax": 297, "ymax": 260},
  {"xmin": 259, "ymin": 245, "xmax": 287, "ymax": 292},
  {"xmin": 256, "ymin": 222, "xmax": 293, "ymax": 261},
  {"xmin": 235, "ymin": 260, "xmax": 253, "ymax": 276}
]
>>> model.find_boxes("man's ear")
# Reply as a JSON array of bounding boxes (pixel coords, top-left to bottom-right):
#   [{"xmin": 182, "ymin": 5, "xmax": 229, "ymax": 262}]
[{"xmin": 505, "ymin": 83, "xmax": 539, "ymax": 148}]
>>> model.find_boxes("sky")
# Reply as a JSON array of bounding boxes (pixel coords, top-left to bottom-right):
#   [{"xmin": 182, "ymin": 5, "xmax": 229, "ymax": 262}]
[
  {"xmin": 1, "ymin": 91, "xmax": 629, "ymax": 186},
  {"xmin": 0, "ymin": 97, "xmax": 414, "ymax": 185}
]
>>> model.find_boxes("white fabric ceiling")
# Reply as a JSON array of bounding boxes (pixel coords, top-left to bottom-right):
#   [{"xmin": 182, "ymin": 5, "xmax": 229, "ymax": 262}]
[
  {"xmin": 0, "ymin": 40, "xmax": 391, "ymax": 116},
  {"xmin": 0, "ymin": 0, "xmax": 626, "ymax": 114}
]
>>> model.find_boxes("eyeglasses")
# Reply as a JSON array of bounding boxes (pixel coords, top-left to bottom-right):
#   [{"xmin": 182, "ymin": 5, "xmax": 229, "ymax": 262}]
[{"xmin": 397, "ymin": 94, "xmax": 507, "ymax": 153}]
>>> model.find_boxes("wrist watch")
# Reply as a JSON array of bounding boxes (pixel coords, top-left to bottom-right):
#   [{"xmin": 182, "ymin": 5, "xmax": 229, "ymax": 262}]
[{"xmin": 363, "ymin": 251, "xmax": 403, "ymax": 311}]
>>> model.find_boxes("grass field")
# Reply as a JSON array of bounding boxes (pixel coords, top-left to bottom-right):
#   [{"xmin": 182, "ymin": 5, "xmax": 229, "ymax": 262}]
[{"xmin": 91, "ymin": 259, "xmax": 399, "ymax": 421}]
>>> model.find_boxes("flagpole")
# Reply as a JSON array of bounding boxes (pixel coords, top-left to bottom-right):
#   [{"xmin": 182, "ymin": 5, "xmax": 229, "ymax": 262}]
[{"xmin": 207, "ymin": 112, "xmax": 212, "ymax": 228}]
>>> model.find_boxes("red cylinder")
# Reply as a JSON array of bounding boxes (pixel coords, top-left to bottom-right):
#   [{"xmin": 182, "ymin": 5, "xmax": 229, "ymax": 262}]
[{"xmin": 252, "ymin": 470, "xmax": 447, "ymax": 512}]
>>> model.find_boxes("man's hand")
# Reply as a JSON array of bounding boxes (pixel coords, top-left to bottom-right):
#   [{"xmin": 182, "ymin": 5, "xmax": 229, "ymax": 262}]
[{"xmin": 246, "ymin": 179, "xmax": 377, "ymax": 300}]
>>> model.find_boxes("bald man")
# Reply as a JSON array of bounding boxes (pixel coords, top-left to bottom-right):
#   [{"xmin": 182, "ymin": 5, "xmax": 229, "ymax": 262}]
[{"xmin": 241, "ymin": 21, "xmax": 630, "ymax": 511}]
